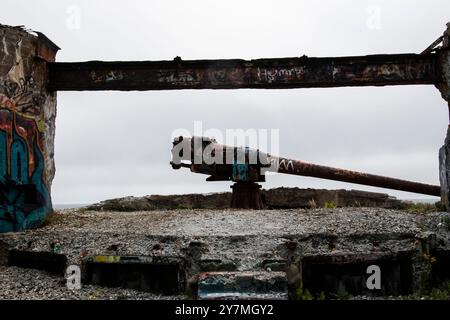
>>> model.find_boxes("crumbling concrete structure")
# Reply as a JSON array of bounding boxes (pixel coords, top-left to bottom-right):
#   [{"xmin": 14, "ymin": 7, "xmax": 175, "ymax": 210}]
[
  {"xmin": 0, "ymin": 25, "xmax": 59, "ymax": 232},
  {"xmin": 1, "ymin": 207, "xmax": 450, "ymax": 299},
  {"xmin": 439, "ymin": 24, "xmax": 450, "ymax": 210}
]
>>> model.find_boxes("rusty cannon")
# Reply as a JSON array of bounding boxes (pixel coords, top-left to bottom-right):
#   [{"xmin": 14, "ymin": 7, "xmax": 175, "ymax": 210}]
[{"xmin": 171, "ymin": 136, "xmax": 441, "ymax": 209}]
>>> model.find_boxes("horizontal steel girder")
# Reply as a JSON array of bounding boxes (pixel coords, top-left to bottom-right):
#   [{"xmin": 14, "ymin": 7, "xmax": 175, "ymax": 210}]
[{"xmin": 48, "ymin": 53, "xmax": 440, "ymax": 91}]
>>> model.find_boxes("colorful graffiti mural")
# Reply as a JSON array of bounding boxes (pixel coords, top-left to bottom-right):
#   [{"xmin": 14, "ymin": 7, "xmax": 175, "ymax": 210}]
[
  {"xmin": 0, "ymin": 78, "xmax": 52, "ymax": 232},
  {"xmin": 0, "ymin": 25, "xmax": 58, "ymax": 233}
]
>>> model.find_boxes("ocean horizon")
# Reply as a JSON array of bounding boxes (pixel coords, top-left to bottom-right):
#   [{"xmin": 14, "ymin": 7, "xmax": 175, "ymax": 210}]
[{"xmin": 54, "ymin": 204, "xmax": 89, "ymax": 210}]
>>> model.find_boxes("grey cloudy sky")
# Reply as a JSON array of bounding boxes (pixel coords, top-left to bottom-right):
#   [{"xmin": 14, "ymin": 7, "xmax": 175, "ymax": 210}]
[{"xmin": 2, "ymin": 0, "xmax": 450, "ymax": 204}]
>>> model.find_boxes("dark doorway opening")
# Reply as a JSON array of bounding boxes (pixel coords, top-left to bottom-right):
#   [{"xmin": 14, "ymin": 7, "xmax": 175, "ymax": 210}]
[
  {"xmin": 302, "ymin": 253, "xmax": 413, "ymax": 297},
  {"xmin": 84, "ymin": 256, "xmax": 184, "ymax": 295},
  {"xmin": 8, "ymin": 250, "xmax": 67, "ymax": 276},
  {"xmin": 432, "ymin": 250, "xmax": 450, "ymax": 286}
]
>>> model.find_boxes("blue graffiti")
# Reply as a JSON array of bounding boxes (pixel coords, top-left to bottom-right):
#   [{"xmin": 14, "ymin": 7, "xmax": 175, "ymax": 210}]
[
  {"xmin": 232, "ymin": 162, "xmax": 250, "ymax": 182},
  {"xmin": 0, "ymin": 128, "xmax": 52, "ymax": 233}
]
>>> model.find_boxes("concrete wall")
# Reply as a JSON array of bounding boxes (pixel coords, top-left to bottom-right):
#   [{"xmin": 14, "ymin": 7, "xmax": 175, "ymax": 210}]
[
  {"xmin": 437, "ymin": 24, "xmax": 450, "ymax": 211},
  {"xmin": 0, "ymin": 25, "xmax": 58, "ymax": 232}
]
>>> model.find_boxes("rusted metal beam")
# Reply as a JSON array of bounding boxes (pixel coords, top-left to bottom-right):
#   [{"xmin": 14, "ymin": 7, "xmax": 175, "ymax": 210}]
[{"xmin": 48, "ymin": 53, "xmax": 439, "ymax": 91}]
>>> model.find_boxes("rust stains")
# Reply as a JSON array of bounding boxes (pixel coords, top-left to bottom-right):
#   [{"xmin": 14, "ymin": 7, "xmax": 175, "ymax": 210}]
[{"xmin": 48, "ymin": 54, "xmax": 439, "ymax": 91}]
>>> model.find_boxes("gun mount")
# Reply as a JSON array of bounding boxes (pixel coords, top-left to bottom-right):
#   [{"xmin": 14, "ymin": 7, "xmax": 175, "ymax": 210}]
[{"xmin": 171, "ymin": 137, "xmax": 441, "ymax": 209}]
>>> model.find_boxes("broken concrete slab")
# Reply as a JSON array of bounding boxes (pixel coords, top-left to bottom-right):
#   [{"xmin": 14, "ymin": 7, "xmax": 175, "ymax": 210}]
[{"xmin": 197, "ymin": 271, "xmax": 288, "ymax": 300}]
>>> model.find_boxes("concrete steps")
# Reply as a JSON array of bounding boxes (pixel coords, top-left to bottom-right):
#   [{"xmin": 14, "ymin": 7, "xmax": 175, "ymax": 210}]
[{"xmin": 197, "ymin": 271, "xmax": 288, "ymax": 300}]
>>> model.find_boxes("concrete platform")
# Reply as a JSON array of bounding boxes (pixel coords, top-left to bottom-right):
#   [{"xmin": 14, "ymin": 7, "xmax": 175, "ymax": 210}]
[{"xmin": 1, "ymin": 207, "xmax": 450, "ymax": 299}]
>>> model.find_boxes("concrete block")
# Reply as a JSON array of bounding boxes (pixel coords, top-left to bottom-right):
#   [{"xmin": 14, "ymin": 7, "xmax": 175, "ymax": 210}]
[{"xmin": 197, "ymin": 271, "xmax": 288, "ymax": 300}]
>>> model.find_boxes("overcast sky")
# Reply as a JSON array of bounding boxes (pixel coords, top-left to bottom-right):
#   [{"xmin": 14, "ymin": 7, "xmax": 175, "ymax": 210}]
[{"xmin": 2, "ymin": 0, "xmax": 450, "ymax": 204}]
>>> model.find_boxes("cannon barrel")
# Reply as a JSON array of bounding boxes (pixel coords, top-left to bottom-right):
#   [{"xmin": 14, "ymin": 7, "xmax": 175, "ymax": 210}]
[{"xmin": 273, "ymin": 157, "xmax": 440, "ymax": 196}]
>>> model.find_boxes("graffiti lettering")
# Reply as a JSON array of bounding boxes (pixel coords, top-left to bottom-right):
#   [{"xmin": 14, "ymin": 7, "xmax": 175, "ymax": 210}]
[
  {"xmin": 158, "ymin": 70, "xmax": 198, "ymax": 85},
  {"xmin": 257, "ymin": 67, "xmax": 306, "ymax": 83}
]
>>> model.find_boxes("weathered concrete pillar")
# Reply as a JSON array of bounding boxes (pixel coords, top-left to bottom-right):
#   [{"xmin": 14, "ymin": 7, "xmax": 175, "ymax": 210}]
[
  {"xmin": 438, "ymin": 23, "xmax": 450, "ymax": 210},
  {"xmin": 439, "ymin": 128, "xmax": 450, "ymax": 210},
  {"xmin": 0, "ymin": 25, "xmax": 59, "ymax": 232}
]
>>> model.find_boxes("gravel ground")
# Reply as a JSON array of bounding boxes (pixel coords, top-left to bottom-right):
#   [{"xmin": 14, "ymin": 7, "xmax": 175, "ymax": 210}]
[
  {"xmin": 0, "ymin": 265, "xmax": 186, "ymax": 300},
  {"xmin": 14, "ymin": 207, "xmax": 444, "ymax": 237}
]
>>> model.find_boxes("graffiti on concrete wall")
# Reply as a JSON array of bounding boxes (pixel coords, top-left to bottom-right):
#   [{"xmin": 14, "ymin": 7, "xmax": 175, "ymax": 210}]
[
  {"xmin": 0, "ymin": 77, "xmax": 52, "ymax": 232},
  {"xmin": 0, "ymin": 25, "xmax": 58, "ymax": 233}
]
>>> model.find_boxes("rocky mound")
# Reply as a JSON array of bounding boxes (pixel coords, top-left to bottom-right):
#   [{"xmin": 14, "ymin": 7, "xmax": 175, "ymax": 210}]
[{"xmin": 83, "ymin": 188, "xmax": 409, "ymax": 212}]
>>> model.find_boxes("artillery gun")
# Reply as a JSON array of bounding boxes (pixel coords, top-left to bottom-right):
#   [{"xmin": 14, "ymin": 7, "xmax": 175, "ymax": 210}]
[{"xmin": 171, "ymin": 136, "xmax": 440, "ymax": 209}]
